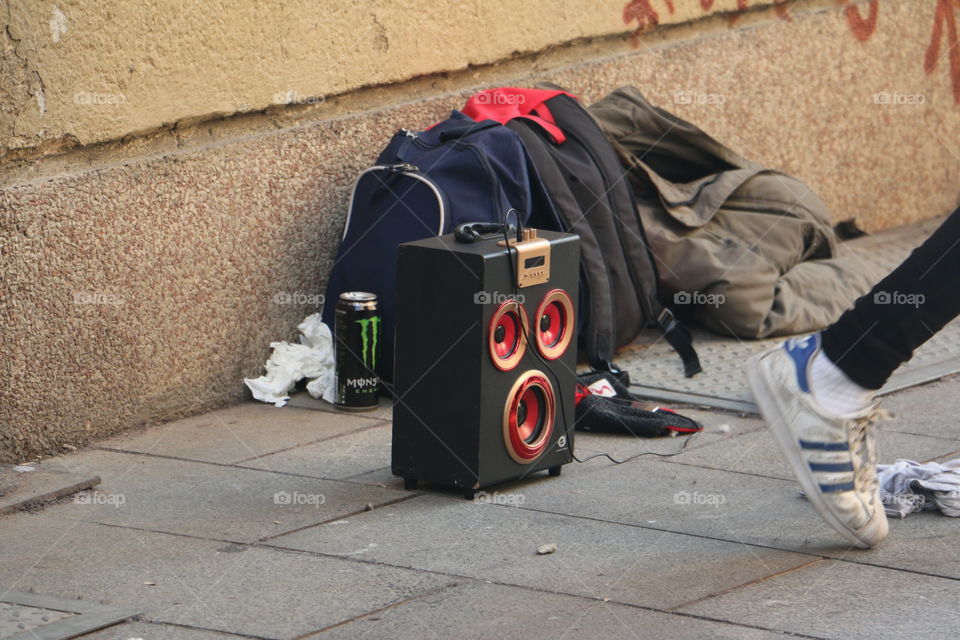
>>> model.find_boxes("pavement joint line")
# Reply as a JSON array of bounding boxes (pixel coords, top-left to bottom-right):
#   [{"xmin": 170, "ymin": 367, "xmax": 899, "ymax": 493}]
[
  {"xmin": 658, "ymin": 456, "xmax": 833, "ymax": 481},
  {"xmin": 658, "ymin": 433, "xmax": 960, "ymax": 475},
  {"xmin": 51, "ymin": 459, "xmax": 960, "ymax": 586},
  {"xmin": 256, "ymin": 493, "xmax": 422, "ymax": 542},
  {"xmin": 130, "ymin": 618, "xmax": 274, "ymax": 640},
  {"xmin": 290, "ymin": 582, "xmax": 462, "ymax": 639},
  {"xmin": 58, "ymin": 493, "xmax": 420, "ymax": 546},
  {"xmin": 665, "ymin": 557, "xmax": 826, "ymax": 612},
  {"xmin": 0, "ymin": 474, "xmax": 102, "ymax": 516},
  {"xmin": 86, "ymin": 445, "xmax": 404, "ymax": 487},
  {"xmin": 286, "ymin": 403, "xmax": 392, "ymax": 421},
  {"xmin": 229, "ymin": 419, "xmax": 392, "ymax": 465},
  {"xmin": 258, "ymin": 537, "xmax": 830, "ymax": 639},
  {"xmin": 271, "ymin": 402, "xmax": 388, "ymax": 421},
  {"xmin": 507, "ymin": 501, "xmax": 960, "ymax": 583},
  {"xmin": 930, "ymin": 448, "xmax": 960, "ymax": 462},
  {"xmin": 26, "ymin": 516, "xmax": 829, "ymax": 639},
  {"xmin": 76, "ymin": 503, "xmax": 960, "ymax": 595},
  {"xmin": 886, "ymin": 425, "xmax": 960, "ymax": 440},
  {"xmin": 340, "ymin": 465, "xmax": 390, "ymax": 481}
]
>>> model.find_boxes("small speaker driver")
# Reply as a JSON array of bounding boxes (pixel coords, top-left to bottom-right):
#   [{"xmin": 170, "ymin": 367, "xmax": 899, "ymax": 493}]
[
  {"xmin": 488, "ymin": 300, "xmax": 528, "ymax": 371},
  {"xmin": 535, "ymin": 289, "xmax": 574, "ymax": 360}
]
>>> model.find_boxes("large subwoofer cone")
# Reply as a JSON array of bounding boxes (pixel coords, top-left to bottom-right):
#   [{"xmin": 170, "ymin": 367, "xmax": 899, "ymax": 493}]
[
  {"xmin": 503, "ymin": 370, "xmax": 556, "ymax": 464},
  {"xmin": 535, "ymin": 289, "xmax": 574, "ymax": 360},
  {"xmin": 489, "ymin": 300, "xmax": 528, "ymax": 371}
]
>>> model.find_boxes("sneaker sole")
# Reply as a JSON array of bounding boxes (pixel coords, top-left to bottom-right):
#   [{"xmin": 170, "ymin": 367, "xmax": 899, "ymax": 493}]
[{"xmin": 746, "ymin": 354, "xmax": 872, "ymax": 549}]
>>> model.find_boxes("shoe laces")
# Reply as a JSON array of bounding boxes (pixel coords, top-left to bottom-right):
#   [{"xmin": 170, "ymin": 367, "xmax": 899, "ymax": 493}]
[{"xmin": 849, "ymin": 408, "xmax": 893, "ymax": 505}]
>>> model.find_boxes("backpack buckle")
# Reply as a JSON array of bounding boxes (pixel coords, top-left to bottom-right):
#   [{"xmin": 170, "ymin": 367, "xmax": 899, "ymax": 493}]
[{"xmin": 657, "ymin": 307, "xmax": 679, "ymax": 334}]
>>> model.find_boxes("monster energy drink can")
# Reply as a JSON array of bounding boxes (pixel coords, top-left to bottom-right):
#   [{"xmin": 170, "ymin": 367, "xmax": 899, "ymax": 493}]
[{"xmin": 334, "ymin": 292, "xmax": 381, "ymax": 410}]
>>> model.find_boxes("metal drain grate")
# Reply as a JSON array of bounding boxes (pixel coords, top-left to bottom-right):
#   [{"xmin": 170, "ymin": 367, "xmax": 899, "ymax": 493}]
[
  {"xmin": 0, "ymin": 592, "xmax": 137, "ymax": 640},
  {"xmin": 619, "ymin": 217, "xmax": 960, "ymax": 412}
]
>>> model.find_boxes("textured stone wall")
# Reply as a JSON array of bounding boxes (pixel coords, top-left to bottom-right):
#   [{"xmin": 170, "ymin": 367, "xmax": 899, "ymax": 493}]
[
  {"xmin": 2, "ymin": 0, "xmax": 750, "ymax": 157},
  {"xmin": 3, "ymin": 0, "xmax": 959, "ymax": 461}
]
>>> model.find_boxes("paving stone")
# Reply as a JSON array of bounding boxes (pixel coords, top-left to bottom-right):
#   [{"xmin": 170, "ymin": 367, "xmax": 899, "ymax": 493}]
[
  {"xmin": 66, "ymin": 621, "xmax": 245, "ymax": 639},
  {"xmin": 512, "ymin": 455, "xmax": 960, "ymax": 576},
  {"xmin": 240, "ymin": 423, "xmax": 392, "ymax": 480},
  {"xmin": 882, "ymin": 377, "xmax": 960, "ymax": 442},
  {"xmin": 346, "ymin": 409, "xmax": 759, "ymax": 490},
  {"xmin": 49, "ymin": 450, "xmax": 409, "ymax": 543},
  {"xmin": 678, "ymin": 559, "xmax": 960, "ymax": 640},
  {"xmin": 316, "ymin": 581, "xmax": 791, "ymax": 640},
  {"xmin": 670, "ymin": 427, "xmax": 960, "ymax": 481},
  {"xmin": 828, "ymin": 510, "xmax": 960, "ymax": 579},
  {"xmin": 268, "ymin": 494, "xmax": 815, "ymax": 610},
  {"xmin": 511, "ymin": 456, "xmax": 862, "ymax": 551},
  {"xmin": 96, "ymin": 402, "xmax": 378, "ymax": 464},
  {"xmin": 0, "ymin": 466, "xmax": 20, "ymax": 496},
  {"xmin": 0, "ymin": 464, "xmax": 100, "ymax": 515},
  {"xmin": 0, "ymin": 516, "xmax": 451, "ymax": 640},
  {"xmin": 0, "ymin": 600, "xmax": 77, "ymax": 639}
]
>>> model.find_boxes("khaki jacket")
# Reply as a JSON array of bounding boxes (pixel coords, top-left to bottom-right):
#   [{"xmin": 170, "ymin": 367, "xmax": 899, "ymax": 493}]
[{"xmin": 589, "ymin": 87, "xmax": 877, "ymax": 338}]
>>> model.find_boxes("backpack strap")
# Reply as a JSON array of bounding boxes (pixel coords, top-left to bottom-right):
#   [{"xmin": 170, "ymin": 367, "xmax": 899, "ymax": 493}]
[{"xmin": 655, "ymin": 306, "xmax": 702, "ymax": 378}]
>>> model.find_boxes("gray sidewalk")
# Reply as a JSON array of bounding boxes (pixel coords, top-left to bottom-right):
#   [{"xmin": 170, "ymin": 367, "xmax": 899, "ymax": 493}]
[{"xmin": 3, "ymin": 378, "xmax": 960, "ymax": 640}]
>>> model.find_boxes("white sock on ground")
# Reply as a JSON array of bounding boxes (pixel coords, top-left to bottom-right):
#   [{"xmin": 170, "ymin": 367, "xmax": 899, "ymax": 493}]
[{"xmin": 809, "ymin": 350, "xmax": 876, "ymax": 415}]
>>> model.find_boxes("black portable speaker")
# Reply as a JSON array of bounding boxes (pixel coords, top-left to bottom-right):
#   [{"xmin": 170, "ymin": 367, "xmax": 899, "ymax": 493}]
[{"xmin": 392, "ymin": 229, "xmax": 579, "ymax": 498}]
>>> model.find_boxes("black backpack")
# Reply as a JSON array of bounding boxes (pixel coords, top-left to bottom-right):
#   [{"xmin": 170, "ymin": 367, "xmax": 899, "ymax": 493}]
[{"xmin": 502, "ymin": 90, "xmax": 701, "ymax": 378}]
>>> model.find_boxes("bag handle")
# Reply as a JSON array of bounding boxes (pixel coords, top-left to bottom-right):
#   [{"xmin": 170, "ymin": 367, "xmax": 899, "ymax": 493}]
[{"xmin": 438, "ymin": 119, "xmax": 502, "ymax": 141}]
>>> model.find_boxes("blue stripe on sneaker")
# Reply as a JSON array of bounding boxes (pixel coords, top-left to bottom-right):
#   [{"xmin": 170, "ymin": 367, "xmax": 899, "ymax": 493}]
[
  {"xmin": 799, "ymin": 439, "xmax": 849, "ymax": 451},
  {"xmin": 809, "ymin": 461, "xmax": 854, "ymax": 473},
  {"xmin": 782, "ymin": 334, "xmax": 819, "ymax": 393},
  {"xmin": 820, "ymin": 481, "xmax": 855, "ymax": 493}
]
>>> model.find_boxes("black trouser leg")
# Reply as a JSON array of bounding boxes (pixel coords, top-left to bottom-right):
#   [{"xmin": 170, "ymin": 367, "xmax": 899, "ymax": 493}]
[{"xmin": 821, "ymin": 207, "xmax": 960, "ymax": 390}]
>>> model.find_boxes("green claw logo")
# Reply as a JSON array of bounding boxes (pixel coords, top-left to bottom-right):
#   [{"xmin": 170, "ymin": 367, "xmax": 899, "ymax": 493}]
[{"xmin": 355, "ymin": 316, "xmax": 381, "ymax": 369}]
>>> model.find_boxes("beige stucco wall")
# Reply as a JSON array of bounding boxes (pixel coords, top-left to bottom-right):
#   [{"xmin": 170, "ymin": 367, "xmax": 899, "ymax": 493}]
[
  {"xmin": 3, "ymin": 0, "xmax": 960, "ymax": 462},
  {"xmin": 2, "ymin": 0, "xmax": 752, "ymax": 157}
]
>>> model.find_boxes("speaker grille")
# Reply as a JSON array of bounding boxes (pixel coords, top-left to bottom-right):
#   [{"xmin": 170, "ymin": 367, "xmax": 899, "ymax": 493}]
[
  {"xmin": 502, "ymin": 370, "xmax": 556, "ymax": 464},
  {"xmin": 489, "ymin": 300, "xmax": 528, "ymax": 371},
  {"xmin": 534, "ymin": 289, "xmax": 574, "ymax": 360}
]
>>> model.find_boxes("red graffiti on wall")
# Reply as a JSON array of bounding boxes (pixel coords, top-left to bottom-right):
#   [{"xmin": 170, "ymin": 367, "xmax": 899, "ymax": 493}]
[
  {"xmin": 925, "ymin": 0, "xmax": 960, "ymax": 103},
  {"xmin": 621, "ymin": 0, "xmax": 960, "ymax": 104},
  {"xmin": 623, "ymin": 0, "xmax": 675, "ymax": 43},
  {"xmin": 839, "ymin": 0, "xmax": 879, "ymax": 41}
]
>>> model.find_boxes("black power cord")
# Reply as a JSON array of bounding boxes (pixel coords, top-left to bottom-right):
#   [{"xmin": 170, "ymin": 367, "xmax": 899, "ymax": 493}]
[{"xmin": 498, "ymin": 211, "xmax": 697, "ymax": 466}]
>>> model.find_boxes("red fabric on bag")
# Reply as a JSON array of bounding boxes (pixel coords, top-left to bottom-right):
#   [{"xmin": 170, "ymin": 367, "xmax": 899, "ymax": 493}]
[{"xmin": 461, "ymin": 87, "xmax": 578, "ymax": 144}]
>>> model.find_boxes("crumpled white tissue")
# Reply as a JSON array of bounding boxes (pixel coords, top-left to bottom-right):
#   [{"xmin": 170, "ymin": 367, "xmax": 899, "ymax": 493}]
[{"xmin": 244, "ymin": 313, "xmax": 336, "ymax": 407}]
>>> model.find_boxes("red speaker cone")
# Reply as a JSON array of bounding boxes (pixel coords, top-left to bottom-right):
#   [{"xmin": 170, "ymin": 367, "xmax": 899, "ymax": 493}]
[
  {"xmin": 535, "ymin": 289, "xmax": 574, "ymax": 360},
  {"xmin": 503, "ymin": 370, "xmax": 555, "ymax": 463},
  {"xmin": 489, "ymin": 300, "xmax": 528, "ymax": 371}
]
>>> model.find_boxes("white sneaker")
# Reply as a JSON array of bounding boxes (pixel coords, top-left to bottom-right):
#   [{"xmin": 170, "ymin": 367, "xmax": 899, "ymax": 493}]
[{"xmin": 746, "ymin": 334, "xmax": 888, "ymax": 548}]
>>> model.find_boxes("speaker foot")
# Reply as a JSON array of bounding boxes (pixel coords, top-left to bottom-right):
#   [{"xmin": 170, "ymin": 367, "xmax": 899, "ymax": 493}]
[
  {"xmin": 463, "ymin": 489, "xmax": 477, "ymax": 500},
  {"xmin": 548, "ymin": 465, "xmax": 562, "ymax": 477},
  {"xmin": 403, "ymin": 478, "xmax": 418, "ymax": 491}
]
